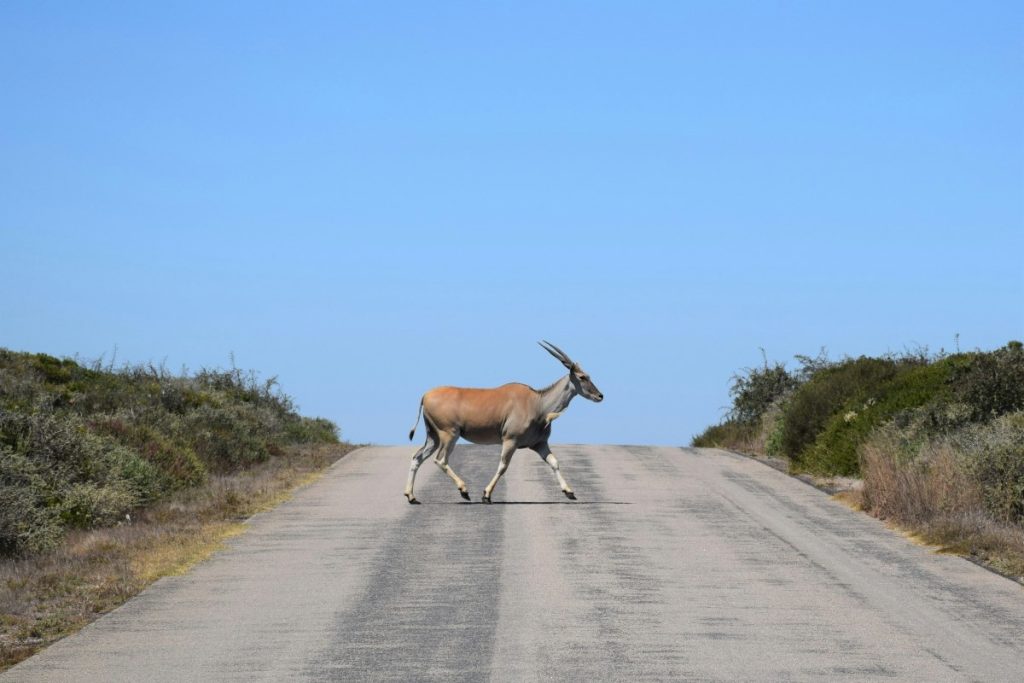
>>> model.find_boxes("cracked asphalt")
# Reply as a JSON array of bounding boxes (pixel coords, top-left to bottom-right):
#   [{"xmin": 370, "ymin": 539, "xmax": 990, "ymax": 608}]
[{"xmin": 4, "ymin": 445, "xmax": 1023, "ymax": 682}]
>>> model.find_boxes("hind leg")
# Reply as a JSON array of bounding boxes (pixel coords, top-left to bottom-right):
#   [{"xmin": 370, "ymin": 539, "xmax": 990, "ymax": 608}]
[
  {"xmin": 433, "ymin": 432, "xmax": 470, "ymax": 500},
  {"xmin": 404, "ymin": 428, "xmax": 439, "ymax": 503}
]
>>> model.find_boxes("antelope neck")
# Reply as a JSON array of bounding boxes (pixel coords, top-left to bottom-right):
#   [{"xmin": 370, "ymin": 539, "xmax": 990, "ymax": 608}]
[{"xmin": 539, "ymin": 374, "xmax": 576, "ymax": 415}]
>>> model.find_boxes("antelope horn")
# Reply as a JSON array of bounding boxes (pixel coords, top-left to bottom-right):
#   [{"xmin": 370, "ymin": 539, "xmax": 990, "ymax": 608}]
[{"xmin": 538, "ymin": 340, "xmax": 575, "ymax": 369}]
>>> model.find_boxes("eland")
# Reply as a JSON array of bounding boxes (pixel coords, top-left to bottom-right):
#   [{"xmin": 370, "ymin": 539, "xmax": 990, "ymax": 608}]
[{"xmin": 404, "ymin": 341, "xmax": 603, "ymax": 503}]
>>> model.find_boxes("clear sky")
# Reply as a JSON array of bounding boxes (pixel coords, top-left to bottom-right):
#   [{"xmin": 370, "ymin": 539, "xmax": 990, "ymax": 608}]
[{"xmin": 2, "ymin": 2, "xmax": 1022, "ymax": 445}]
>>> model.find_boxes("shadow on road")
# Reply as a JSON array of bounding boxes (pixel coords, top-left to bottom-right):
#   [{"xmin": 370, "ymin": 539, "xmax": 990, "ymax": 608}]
[{"xmin": 428, "ymin": 500, "xmax": 633, "ymax": 506}]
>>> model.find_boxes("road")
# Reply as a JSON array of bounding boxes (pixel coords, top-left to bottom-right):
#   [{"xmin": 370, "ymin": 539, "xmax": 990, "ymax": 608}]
[{"xmin": 4, "ymin": 445, "xmax": 1024, "ymax": 682}]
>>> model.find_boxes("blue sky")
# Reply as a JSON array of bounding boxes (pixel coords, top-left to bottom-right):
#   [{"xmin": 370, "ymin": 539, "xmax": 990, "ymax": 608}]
[{"xmin": 2, "ymin": 2, "xmax": 1022, "ymax": 445}]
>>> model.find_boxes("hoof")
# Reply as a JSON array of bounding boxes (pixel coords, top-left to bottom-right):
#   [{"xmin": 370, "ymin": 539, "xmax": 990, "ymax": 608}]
[
  {"xmin": 405, "ymin": 495, "xmax": 420, "ymax": 505},
  {"xmin": 460, "ymin": 490, "xmax": 471, "ymax": 501},
  {"xmin": 482, "ymin": 495, "xmax": 492, "ymax": 504},
  {"xmin": 564, "ymin": 490, "xmax": 577, "ymax": 500}
]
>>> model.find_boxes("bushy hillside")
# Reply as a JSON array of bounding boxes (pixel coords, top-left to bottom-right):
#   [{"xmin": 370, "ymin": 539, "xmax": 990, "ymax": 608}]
[
  {"xmin": 0, "ymin": 350, "xmax": 338, "ymax": 556},
  {"xmin": 693, "ymin": 341, "xmax": 1024, "ymax": 576}
]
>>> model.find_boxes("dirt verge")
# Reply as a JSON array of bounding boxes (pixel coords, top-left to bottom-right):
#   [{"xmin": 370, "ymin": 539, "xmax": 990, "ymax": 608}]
[{"xmin": 0, "ymin": 442, "xmax": 358, "ymax": 670}]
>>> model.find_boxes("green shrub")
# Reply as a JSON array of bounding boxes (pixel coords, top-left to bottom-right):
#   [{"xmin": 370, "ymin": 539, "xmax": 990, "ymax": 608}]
[
  {"xmin": 764, "ymin": 405, "xmax": 787, "ymax": 457},
  {"xmin": 956, "ymin": 411, "xmax": 1024, "ymax": 525},
  {"xmin": 859, "ymin": 410, "xmax": 1024, "ymax": 528},
  {"xmin": 0, "ymin": 483, "xmax": 63, "ymax": 555},
  {"xmin": 0, "ymin": 409, "xmax": 162, "ymax": 542},
  {"xmin": 802, "ymin": 358, "xmax": 958, "ymax": 475},
  {"xmin": 28, "ymin": 353, "xmax": 94, "ymax": 385},
  {"xmin": 193, "ymin": 367, "xmax": 294, "ymax": 414},
  {"xmin": 285, "ymin": 416, "xmax": 339, "ymax": 444},
  {"xmin": 60, "ymin": 482, "xmax": 137, "ymax": 528},
  {"xmin": 952, "ymin": 341, "xmax": 1024, "ymax": 421},
  {"xmin": 89, "ymin": 411, "xmax": 207, "ymax": 488},
  {"xmin": 0, "ymin": 355, "xmax": 47, "ymax": 412},
  {"xmin": 692, "ymin": 419, "xmax": 758, "ymax": 449},
  {"xmin": 727, "ymin": 356, "xmax": 798, "ymax": 426},
  {"xmin": 184, "ymin": 404, "xmax": 274, "ymax": 470},
  {"xmin": 0, "ymin": 412, "xmax": 161, "ymax": 500},
  {"xmin": 0, "ymin": 348, "xmax": 341, "ymax": 557},
  {"xmin": 0, "ymin": 445, "xmax": 62, "ymax": 555},
  {"xmin": 779, "ymin": 356, "xmax": 898, "ymax": 467},
  {"xmin": 91, "ymin": 437, "xmax": 164, "ymax": 503}
]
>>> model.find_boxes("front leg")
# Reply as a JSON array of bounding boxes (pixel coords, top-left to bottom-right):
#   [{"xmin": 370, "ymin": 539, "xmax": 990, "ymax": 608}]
[
  {"xmin": 482, "ymin": 439, "xmax": 517, "ymax": 503},
  {"xmin": 533, "ymin": 441, "xmax": 575, "ymax": 500}
]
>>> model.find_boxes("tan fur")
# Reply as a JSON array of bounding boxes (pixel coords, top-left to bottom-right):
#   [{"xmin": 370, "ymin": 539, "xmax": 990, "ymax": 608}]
[{"xmin": 422, "ymin": 383, "xmax": 549, "ymax": 447}]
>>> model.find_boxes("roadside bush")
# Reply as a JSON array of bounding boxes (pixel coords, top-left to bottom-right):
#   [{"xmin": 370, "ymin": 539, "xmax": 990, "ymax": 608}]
[
  {"xmin": 0, "ymin": 483, "xmax": 63, "ymax": 556},
  {"xmin": 0, "ymin": 411, "xmax": 159, "ymax": 549},
  {"xmin": 780, "ymin": 356, "xmax": 898, "ymax": 469},
  {"xmin": 0, "ymin": 446, "xmax": 62, "ymax": 556},
  {"xmin": 193, "ymin": 367, "xmax": 295, "ymax": 414},
  {"xmin": 764, "ymin": 405, "xmax": 787, "ymax": 458},
  {"xmin": 60, "ymin": 482, "xmax": 137, "ymax": 528},
  {"xmin": 0, "ymin": 354, "xmax": 47, "ymax": 412},
  {"xmin": 692, "ymin": 420, "xmax": 758, "ymax": 450},
  {"xmin": 955, "ymin": 411, "xmax": 1024, "ymax": 525},
  {"xmin": 801, "ymin": 358, "xmax": 958, "ymax": 476},
  {"xmin": 692, "ymin": 351, "xmax": 795, "ymax": 454},
  {"xmin": 0, "ymin": 347, "xmax": 341, "ymax": 558},
  {"xmin": 952, "ymin": 341, "xmax": 1024, "ymax": 421},
  {"xmin": 859, "ymin": 424, "xmax": 979, "ymax": 524},
  {"xmin": 285, "ymin": 416, "xmax": 339, "ymax": 444},
  {"xmin": 0, "ymin": 412, "xmax": 161, "ymax": 502},
  {"xmin": 90, "ymin": 437, "xmax": 164, "ymax": 503},
  {"xmin": 89, "ymin": 411, "xmax": 207, "ymax": 488},
  {"xmin": 696, "ymin": 341, "xmax": 1024, "ymax": 577},
  {"xmin": 858, "ymin": 409, "xmax": 1024, "ymax": 577},
  {"xmin": 727, "ymin": 356, "xmax": 798, "ymax": 425},
  {"xmin": 184, "ymin": 404, "xmax": 274, "ymax": 470}
]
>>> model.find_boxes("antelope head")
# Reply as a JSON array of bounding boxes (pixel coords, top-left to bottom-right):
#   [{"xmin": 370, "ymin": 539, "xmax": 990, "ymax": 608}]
[{"xmin": 539, "ymin": 340, "xmax": 604, "ymax": 402}]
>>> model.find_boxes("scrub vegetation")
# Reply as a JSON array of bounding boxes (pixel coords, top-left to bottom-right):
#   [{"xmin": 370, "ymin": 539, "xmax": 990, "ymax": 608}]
[
  {"xmin": 693, "ymin": 341, "xmax": 1024, "ymax": 580},
  {"xmin": 0, "ymin": 349, "xmax": 352, "ymax": 669}
]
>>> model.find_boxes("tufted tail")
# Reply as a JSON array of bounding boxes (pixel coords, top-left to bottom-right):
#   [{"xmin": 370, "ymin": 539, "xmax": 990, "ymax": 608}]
[{"xmin": 408, "ymin": 399, "xmax": 423, "ymax": 441}]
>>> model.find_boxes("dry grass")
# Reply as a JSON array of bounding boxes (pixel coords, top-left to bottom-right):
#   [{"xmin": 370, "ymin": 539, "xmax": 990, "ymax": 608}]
[
  {"xmin": 0, "ymin": 442, "xmax": 356, "ymax": 671},
  {"xmin": 692, "ymin": 411, "xmax": 775, "ymax": 456},
  {"xmin": 858, "ymin": 432, "xmax": 1024, "ymax": 582},
  {"xmin": 860, "ymin": 438, "xmax": 980, "ymax": 524}
]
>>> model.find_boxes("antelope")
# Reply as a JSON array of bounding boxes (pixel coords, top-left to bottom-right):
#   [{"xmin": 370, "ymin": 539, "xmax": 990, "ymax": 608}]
[{"xmin": 404, "ymin": 341, "xmax": 604, "ymax": 504}]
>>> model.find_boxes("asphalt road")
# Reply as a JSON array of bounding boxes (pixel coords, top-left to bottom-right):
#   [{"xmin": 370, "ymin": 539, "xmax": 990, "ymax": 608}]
[{"xmin": 5, "ymin": 445, "xmax": 1024, "ymax": 682}]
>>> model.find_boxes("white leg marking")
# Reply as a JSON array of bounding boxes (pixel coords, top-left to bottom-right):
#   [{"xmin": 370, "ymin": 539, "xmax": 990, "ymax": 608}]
[
  {"xmin": 434, "ymin": 435, "xmax": 467, "ymax": 493},
  {"xmin": 534, "ymin": 442, "xmax": 573, "ymax": 494},
  {"xmin": 484, "ymin": 440, "xmax": 517, "ymax": 500},
  {"xmin": 404, "ymin": 437, "xmax": 437, "ymax": 499}
]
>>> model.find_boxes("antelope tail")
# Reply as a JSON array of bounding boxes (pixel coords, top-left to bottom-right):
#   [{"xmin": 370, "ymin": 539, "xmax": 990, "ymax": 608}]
[{"xmin": 408, "ymin": 399, "xmax": 423, "ymax": 441}]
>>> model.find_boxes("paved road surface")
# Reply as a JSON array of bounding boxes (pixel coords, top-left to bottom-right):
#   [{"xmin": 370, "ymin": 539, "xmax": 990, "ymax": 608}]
[{"xmin": 5, "ymin": 445, "xmax": 1024, "ymax": 682}]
